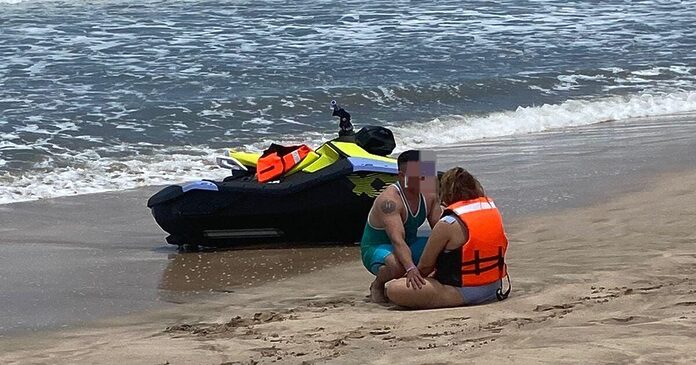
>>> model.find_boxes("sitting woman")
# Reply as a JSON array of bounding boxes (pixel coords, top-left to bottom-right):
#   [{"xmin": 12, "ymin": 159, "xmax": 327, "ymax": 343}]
[{"xmin": 386, "ymin": 167, "xmax": 510, "ymax": 309}]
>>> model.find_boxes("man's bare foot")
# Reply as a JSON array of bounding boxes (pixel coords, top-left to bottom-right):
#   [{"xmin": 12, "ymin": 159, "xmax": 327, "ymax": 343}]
[{"xmin": 370, "ymin": 281, "xmax": 388, "ymax": 303}]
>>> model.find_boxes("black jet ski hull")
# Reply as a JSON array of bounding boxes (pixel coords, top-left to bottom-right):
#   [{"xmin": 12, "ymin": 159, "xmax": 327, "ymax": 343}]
[{"xmin": 148, "ymin": 158, "xmax": 397, "ymax": 248}]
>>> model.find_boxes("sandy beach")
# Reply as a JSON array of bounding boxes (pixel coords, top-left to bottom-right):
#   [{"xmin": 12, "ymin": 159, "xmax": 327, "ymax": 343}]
[{"xmin": 1, "ymin": 166, "xmax": 694, "ymax": 364}]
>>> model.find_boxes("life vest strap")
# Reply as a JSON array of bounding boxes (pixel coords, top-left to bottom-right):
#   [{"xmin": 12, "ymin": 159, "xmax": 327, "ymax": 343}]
[
  {"xmin": 497, "ymin": 246, "xmax": 505, "ymax": 272},
  {"xmin": 461, "ymin": 254, "xmax": 502, "ymax": 266},
  {"xmin": 461, "ymin": 249, "xmax": 506, "ymax": 285},
  {"xmin": 461, "ymin": 261, "xmax": 501, "ymax": 275},
  {"xmin": 461, "ymin": 249, "xmax": 505, "ymax": 272}
]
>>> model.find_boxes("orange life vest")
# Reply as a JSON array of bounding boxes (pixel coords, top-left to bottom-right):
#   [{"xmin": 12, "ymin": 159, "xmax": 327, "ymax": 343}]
[
  {"xmin": 256, "ymin": 144, "xmax": 312, "ymax": 183},
  {"xmin": 435, "ymin": 197, "xmax": 508, "ymax": 288}
]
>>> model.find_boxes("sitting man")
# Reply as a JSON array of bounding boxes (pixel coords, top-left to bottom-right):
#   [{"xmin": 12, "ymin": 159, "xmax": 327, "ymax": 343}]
[{"xmin": 360, "ymin": 150, "xmax": 442, "ymax": 303}]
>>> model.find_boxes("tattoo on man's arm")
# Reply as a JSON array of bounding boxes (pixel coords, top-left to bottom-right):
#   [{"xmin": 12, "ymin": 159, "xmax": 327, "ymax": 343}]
[{"xmin": 381, "ymin": 200, "xmax": 397, "ymax": 214}]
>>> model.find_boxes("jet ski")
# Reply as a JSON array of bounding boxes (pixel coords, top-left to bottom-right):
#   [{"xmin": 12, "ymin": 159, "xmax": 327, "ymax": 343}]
[{"xmin": 147, "ymin": 101, "xmax": 399, "ymax": 248}]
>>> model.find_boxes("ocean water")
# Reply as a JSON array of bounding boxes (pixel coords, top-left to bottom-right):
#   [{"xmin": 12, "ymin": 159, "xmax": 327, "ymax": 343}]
[{"xmin": 1, "ymin": 0, "xmax": 695, "ymax": 203}]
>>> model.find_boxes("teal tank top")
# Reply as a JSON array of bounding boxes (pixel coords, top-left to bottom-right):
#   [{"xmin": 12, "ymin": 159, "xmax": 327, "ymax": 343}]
[{"xmin": 360, "ymin": 182, "xmax": 427, "ymax": 247}]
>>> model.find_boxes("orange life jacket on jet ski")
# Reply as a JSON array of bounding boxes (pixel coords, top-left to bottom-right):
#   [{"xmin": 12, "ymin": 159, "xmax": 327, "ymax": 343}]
[
  {"xmin": 435, "ymin": 197, "xmax": 509, "ymax": 289},
  {"xmin": 256, "ymin": 144, "xmax": 312, "ymax": 183}
]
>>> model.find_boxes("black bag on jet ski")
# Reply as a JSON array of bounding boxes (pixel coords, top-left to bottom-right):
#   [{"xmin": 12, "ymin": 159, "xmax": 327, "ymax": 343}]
[{"xmin": 355, "ymin": 126, "xmax": 396, "ymax": 156}]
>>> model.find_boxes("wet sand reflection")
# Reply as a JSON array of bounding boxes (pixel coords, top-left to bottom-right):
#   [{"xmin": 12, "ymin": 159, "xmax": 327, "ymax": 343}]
[{"xmin": 158, "ymin": 245, "xmax": 360, "ymax": 300}]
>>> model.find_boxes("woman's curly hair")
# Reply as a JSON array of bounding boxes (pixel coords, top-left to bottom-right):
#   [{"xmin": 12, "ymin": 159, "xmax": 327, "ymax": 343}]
[{"xmin": 439, "ymin": 167, "xmax": 485, "ymax": 205}]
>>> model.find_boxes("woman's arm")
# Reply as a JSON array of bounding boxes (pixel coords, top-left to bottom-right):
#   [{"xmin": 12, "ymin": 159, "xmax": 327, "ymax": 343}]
[
  {"xmin": 417, "ymin": 220, "xmax": 452, "ymax": 277},
  {"xmin": 427, "ymin": 194, "xmax": 444, "ymax": 229}
]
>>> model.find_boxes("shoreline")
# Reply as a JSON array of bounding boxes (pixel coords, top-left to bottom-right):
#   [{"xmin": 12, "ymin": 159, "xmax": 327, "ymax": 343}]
[
  {"xmin": 1, "ymin": 112, "xmax": 695, "ymax": 347},
  {"xmin": 2, "ymin": 111, "xmax": 695, "ymax": 210},
  {"xmin": 1, "ymin": 167, "xmax": 695, "ymax": 364}
]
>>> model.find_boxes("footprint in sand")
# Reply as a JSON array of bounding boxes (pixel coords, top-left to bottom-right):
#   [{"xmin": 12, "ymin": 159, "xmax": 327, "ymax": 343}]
[
  {"xmin": 164, "ymin": 311, "xmax": 294, "ymax": 338},
  {"xmin": 672, "ymin": 301, "xmax": 696, "ymax": 307},
  {"xmin": 533, "ymin": 303, "xmax": 577, "ymax": 312},
  {"xmin": 306, "ymin": 297, "xmax": 356, "ymax": 308},
  {"xmin": 368, "ymin": 327, "xmax": 391, "ymax": 335},
  {"xmin": 593, "ymin": 315, "xmax": 655, "ymax": 325}
]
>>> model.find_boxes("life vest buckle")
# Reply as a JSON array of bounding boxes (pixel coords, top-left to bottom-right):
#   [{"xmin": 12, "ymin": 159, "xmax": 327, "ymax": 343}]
[{"xmin": 496, "ymin": 274, "xmax": 511, "ymax": 301}]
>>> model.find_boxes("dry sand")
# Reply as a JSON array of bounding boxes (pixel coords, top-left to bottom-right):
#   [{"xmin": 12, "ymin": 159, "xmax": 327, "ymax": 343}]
[{"xmin": 1, "ymin": 169, "xmax": 695, "ymax": 364}]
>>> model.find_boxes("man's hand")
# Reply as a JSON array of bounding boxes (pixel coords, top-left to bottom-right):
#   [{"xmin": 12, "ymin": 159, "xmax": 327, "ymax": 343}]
[{"xmin": 405, "ymin": 265, "xmax": 426, "ymax": 289}]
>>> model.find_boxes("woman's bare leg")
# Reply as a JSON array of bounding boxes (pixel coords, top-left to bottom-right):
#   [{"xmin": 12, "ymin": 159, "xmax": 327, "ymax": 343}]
[{"xmin": 385, "ymin": 277, "xmax": 465, "ymax": 309}]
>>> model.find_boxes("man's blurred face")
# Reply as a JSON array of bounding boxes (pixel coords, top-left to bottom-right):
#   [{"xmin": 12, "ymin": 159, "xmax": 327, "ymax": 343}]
[{"xmin": 401, "ymin": 152, "xmax": 436, "ymax": 195}]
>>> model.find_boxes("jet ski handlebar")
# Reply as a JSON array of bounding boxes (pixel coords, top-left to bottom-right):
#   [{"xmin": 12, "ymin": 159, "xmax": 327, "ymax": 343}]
[{"xmin": 331, "ymin": 100, "xmax": 354, "ymax": 137}]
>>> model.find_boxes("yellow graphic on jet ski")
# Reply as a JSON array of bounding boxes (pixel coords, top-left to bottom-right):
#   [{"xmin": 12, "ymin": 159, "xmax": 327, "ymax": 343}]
[{"xmin": 348, "ymin": 173, "xmax": 396, "ymax": 198}]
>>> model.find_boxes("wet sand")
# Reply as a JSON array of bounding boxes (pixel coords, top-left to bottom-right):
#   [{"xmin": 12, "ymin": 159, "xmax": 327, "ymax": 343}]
[
  {"xmin": 0, "ymin": 113, "xmax": 695, "ymax": 362},
  {"xmin": 0, "ymin": 189, "xmax": 359, "ymax": 335},
  {"xmin": 158, "ymin": 246, "xmax": 358, "ymax": 298},
  {"xmin": 0, "ymin": 187, "xmax": 167, "ymax": 335}
]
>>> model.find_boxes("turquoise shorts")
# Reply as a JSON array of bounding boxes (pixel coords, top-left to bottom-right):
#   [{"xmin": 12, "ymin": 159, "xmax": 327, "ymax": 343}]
[{"xmin": 361, "ymin": 237, "xmax": 428, "ymax": 275}]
